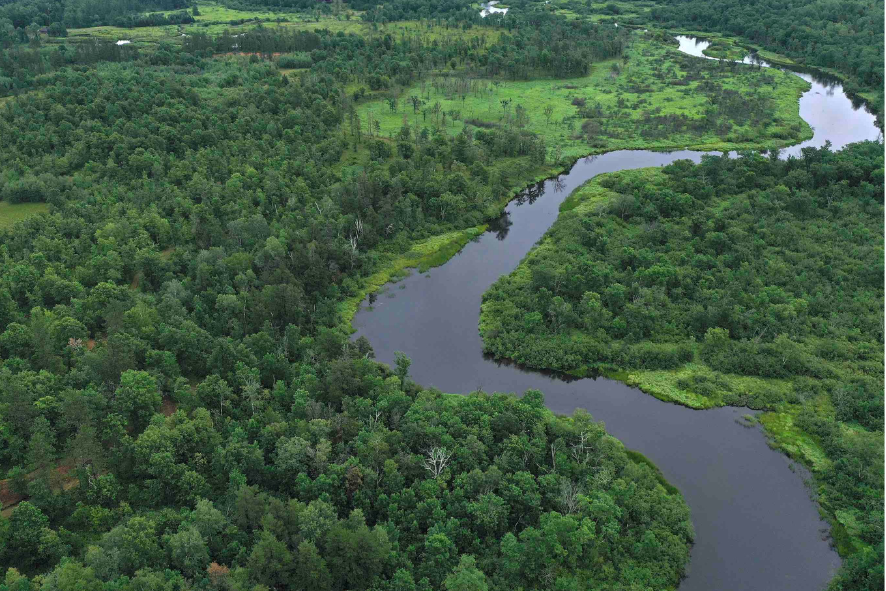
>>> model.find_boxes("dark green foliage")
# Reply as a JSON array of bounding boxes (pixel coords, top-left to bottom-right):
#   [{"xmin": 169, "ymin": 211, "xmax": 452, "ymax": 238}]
[
  {"xmin": 0, "ymin": 0, "xmax": 192, "ymax": 33},
  {"xmin": 482, "ymin": 143, "xmax": 884, "ymax": 381},
  {"xmin": 276, "ymin": 52, "xmax": 313, "ymax": 70},
  {"xmin": 0, "ymin": 380, "xmax": 694, "ymax": 589}
]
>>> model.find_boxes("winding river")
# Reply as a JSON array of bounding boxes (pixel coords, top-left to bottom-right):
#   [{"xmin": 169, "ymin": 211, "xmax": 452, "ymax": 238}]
[{"xmin": 352, "ymin": 36, "xmax": 881, "ymax": 590}]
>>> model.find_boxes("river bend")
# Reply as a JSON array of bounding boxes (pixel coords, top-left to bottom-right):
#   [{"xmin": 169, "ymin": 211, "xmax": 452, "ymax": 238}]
[{"xmin": 353, "ymin": 36, "xmax": 881, "ymax": 591}]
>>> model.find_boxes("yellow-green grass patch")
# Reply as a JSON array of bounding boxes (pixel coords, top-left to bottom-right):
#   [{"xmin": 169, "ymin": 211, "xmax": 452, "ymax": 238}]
[
  {"xmin": 0, "ymin": 202, "xmax": 49, "ymax": 229},
  {"xmin": 340, "ymin": 225, "xmax": 486, "ymax": 327}
]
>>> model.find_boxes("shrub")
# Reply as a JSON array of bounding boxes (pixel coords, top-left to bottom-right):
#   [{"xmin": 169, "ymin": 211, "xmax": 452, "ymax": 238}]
[{"xmin": 277, "ymin": 53, "xmax": 313, "ymax": 69}]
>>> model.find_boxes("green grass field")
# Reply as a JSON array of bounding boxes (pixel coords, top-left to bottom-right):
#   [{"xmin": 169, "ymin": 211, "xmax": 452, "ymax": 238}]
[
  {"xmin": 356, "ymin": 32, "xmax": 812, "ymax": 161},
  {"xmin": 61, "ymin": 24, "xmax": 179, "ymax": 44},
  {"xmin": 58, "ymin": 1, "xmax": 369, "ymax": 45},
  {"xmin": 0, "ymin": 202, "xmax": 49, "ymax": 230},
  {"xmin": 530, "ymin": 0, "xmax": 658, "ymax": 22}
]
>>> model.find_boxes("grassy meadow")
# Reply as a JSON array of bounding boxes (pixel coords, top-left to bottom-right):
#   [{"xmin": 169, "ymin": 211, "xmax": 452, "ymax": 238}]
[
  {"xmin": 356, "ymin": 32, "xmax": 812, "ymax": 161},
  {"xmin": 0, "ymin": 202, "xmax": 49, "ymax": 230}
]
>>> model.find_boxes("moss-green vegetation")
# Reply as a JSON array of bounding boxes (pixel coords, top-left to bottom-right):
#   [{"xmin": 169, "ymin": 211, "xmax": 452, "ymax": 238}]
[
  {"xmin": 0, "ymin": 202, "xmax": 49, "ymax": 229},
  {"xmin": 625, "ymin": 449, "xmax": 681, "ymax": 495},
  {"xmin": 619, "ymin": 362, "xmax": 797, "ymax": 410},
  {"xmin": 63, "ymin": 23, "xmax": 179, "ymax": 44},
  {"xmin": 357, "ymin": 33, "xmax": 811, "ymax": 161},
  {"xmin": 647, "ymin": 0, "xmax": 885, "ymax": 120},
  {"xmin": 480, "ymin": 143, "xmax": 884, "ymax": 586},
  {"xmin": 538, "ymin": 0, "xmax": 657, "ymax": 23},
  {"xmin": 701, "ymin": 39, "xmax": 747, "ymax": 61}
]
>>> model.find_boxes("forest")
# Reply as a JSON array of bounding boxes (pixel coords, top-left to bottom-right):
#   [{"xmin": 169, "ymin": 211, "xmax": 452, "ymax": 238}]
[{"xmin": 0, "ymin": 0, "xmax": 882, "ymax": 588}]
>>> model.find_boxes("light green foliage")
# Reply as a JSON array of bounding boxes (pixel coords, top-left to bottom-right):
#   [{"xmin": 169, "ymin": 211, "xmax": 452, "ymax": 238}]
[
  {"xmin": 39, "ymin": 559, "xmax": 104, "ymax": 591},
  {"xmin": 358, "ymin": 34, "xmax": 811, "ymax": 161},
  {"xmin": 168, "ymin": 526, "xmax": 210, "ymax": 578},
  {"xmin": 114, "ymin": 370, "xmax": 162, "ymax": 432},
  {"xmin": 444, "ymin": 555, "xmax": 489, "ymax": 591}
]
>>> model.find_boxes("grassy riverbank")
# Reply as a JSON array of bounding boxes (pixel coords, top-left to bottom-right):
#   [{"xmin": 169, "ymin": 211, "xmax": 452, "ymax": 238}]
[{"xmin": 342, "ymin": 28, "xmax": 817, "ymax": 322}]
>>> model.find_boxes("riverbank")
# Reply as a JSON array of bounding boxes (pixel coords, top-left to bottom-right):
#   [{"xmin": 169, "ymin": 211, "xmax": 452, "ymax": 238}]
[
  {"xmin": 343, "ymin": 29, "xmax": 822, "ymax": 330},
  {"xmin": 669, "ymin": 29, "xmax": 884, "ymax": 124}
]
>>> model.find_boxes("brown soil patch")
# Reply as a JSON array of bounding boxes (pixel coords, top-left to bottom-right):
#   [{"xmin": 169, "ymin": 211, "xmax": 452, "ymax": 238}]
[
  {"xmin": 160, "ymin": 397, "xmax": 179, "ymax": 417},
  {"xmin": 0, "ymin": 462, "xmax": 80, "ymax": 516}
]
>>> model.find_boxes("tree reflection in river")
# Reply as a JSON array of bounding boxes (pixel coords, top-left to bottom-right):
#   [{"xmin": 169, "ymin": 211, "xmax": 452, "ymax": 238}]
[{"xmin": 486, "ymin": 210, "xmax": 513, "ymax": 241}]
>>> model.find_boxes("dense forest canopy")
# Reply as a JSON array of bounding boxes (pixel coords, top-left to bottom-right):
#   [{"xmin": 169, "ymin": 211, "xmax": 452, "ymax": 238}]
[
  {"xmin": 0, "ymin": 0, "xmax": 882, "ymax": 589},
  {"xmin": 0, "ymin": 0, "xmax": 191, "ymax": 31},
  {"xmin": 0, "ymin": 5, "xmax": 702, "ymax": 589}
]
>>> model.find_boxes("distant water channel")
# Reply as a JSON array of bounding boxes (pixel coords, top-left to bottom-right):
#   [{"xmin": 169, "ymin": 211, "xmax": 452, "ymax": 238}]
[
  {"xmin": 479, "ymin": 1, "xmax": 508, "ymax": 17},
  {"xmin": 353, "ymin": 35, "xmax": 881, "ymax": 591}
]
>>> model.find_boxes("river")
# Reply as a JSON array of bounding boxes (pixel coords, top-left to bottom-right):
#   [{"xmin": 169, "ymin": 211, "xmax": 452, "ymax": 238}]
[{"xmin": 352, "ymin": 35, "xmax": 881, "ymax": 591}]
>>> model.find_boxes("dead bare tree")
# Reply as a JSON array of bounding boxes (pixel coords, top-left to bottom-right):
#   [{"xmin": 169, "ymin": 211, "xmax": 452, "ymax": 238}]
[
  {"xmin": 423, "ymin": 447, "xmax": 453, "ymax": 479},
  {"xmin": 559, "ymin": 479, "xmax": 583, "ymax": 514},
  {"xmin": 570, "ymin": 430, "xmax": 594, "ymax": 466}
]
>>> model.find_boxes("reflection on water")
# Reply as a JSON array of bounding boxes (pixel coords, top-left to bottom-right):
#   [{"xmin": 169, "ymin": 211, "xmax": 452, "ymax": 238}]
[
  {"xmin": 486, "ymin": 210, "xmax": 513, "ymax": 241},
  {"xmin": 674, "ymin": 35, "xmax": 882, "ymax": 142}
]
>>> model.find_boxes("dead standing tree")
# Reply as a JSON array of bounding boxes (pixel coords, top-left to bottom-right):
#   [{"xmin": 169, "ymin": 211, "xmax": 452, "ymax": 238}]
[{"xmin": 423, "ymin": 447, "xmax": 453, "ymax": 479}]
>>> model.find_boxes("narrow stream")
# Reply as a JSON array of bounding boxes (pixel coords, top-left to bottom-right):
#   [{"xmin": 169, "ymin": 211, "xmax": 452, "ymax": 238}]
[{"xmin": 353, "ymin": 36, "xmax": 881, "ymax": 591}]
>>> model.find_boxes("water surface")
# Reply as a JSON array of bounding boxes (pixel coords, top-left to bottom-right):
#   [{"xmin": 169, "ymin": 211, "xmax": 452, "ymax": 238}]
[
  {"xmin": 479, "ymin": 1, "xmax": 508, "ymax": 17},
  {"xmin": 352, "ymin": 36, "xmax": 881, "ymax": 590}
]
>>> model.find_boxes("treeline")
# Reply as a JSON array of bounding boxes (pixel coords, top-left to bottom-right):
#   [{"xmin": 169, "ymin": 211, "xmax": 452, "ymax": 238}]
[
  {"xmin": 108, "ymin": 9, "xmax": 195, "ymax": 28},
  {"xmin": 184, "ymin": 13, "xmax": 626, "ymax": 83},
  {"xmin": 641, "ymin": 0, "xmax": 884, "ymax": 112},
  {"xmin": 0, "ymin": 40, "xmax": 140, "ymax": 94},
  {"xmin": 480, "ymin": 141, "xmax": 884, "ymax": 590},
  {"xmin": 0, "ymin": 0, "xmax": 191, "ymax": 38}
]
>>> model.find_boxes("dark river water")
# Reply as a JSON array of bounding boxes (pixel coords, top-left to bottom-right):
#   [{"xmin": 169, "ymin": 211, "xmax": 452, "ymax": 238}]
[{"xmin": 353, "ymin": 36, "xmax": 881, "ymax": 591}]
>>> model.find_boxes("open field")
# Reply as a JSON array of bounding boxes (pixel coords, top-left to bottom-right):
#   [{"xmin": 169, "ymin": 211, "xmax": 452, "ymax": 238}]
[
  {"xmin": 59, "ymin": 5, "xmax": 495, "ymax": 49},
  {"xmin": 530, "ymin": 0, "xmax": 658, "ymax": 22},
  {"xmin": 0, "ymin": 202, "xmax": 49, "ymax": 230},
  {"xmin": 357, "ymin": 32, "xmax": 812, "ymax": 160},
  {"xmin": 57, "ymin": 1, "xmax": 366, "ymax": 45}
]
